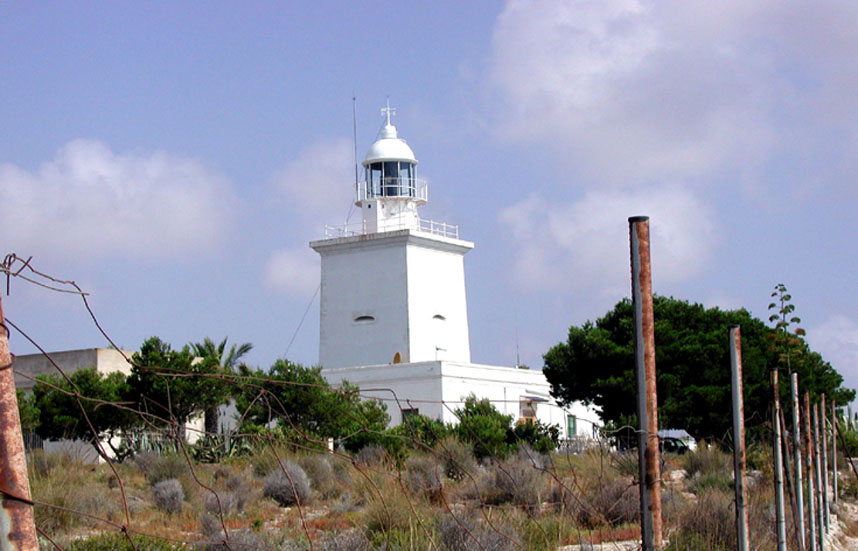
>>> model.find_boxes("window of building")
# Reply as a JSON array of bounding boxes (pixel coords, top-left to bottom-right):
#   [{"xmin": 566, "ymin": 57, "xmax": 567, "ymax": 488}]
[
  {"xmin": 566, "ymin": 415, "xmax": 577, "ymax": 439},
  {"xmin": 401, "ymin": 408, "xmax": 419, "ymax": 421}
]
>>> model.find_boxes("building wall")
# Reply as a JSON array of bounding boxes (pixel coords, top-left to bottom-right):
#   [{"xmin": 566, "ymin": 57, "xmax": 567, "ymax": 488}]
[
  {"xmin": 312, "ymin": 230, "xmax": 473, "ymax": 369},
  {"xmin": 14, "ymin": 348, "xmax": 133, "ymax": 390},
  {"xmin": 406, "ymin": 240, "xmax": 470, "ymax": 363},
  {"xmin": 314, "ymin": 233, "xmax": 411, "ymax": 369},
  {"xmin": 322, "ymin": 360, "xmax": 600, "ymax": 438}
]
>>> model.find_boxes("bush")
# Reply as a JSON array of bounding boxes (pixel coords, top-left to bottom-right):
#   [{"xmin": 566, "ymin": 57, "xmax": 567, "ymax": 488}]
[
  {"xmin": 665, "ymin": 488, "xmax": 733, "ymax": 551},
  {"xmin": 405, "ymin": 455, "xmax": 444, "ymax": 501},
  {"xmin": 66, "ymin": 532, "xmax": 186, "ymax": 551},
  {"xmin": 511, "ymin": 420, "xmax": 560, "ymax": 454},
  {"xmin": 318, "ymin": 530, "xmax": 370, "ymax": 551},
  {"xmin": 203, "ymin": 491, "xmax": 240, "ymax": 515},
  {"xmin": 454, "ymin": 395, "xmax": 513, "ymax": 460},
  {"xmin": 199, "ymin": 514, "xmax": 263, "ymax": 551},
  {"xmin": 136, "ymin": 452, "xmax": 189, "ymax": 487},
  {"xmin": 489, "ymin": 446, "xmax": 546, "ymax": 509},
  {"xmin": 434, "ymin": 435, "xmax": 476, "ymax": 481},
  {"xmin": 437, "ymin": 515, "xmax": 517, "ymax": 551},
  {"xmin": 262, "ymin": 462, "xmax": 311, "ymax": 506},
  {"xmin": 297, "ymin": 453, "xmax": 335, "ymax": 497},
  {"xmin": 572, "ymin": 477, "xmax": 639, "ymax": 528},
  {"xmin": 152, "ymin": 479, "xmax": 184, "ymax": 514},
  {"xmin": 354, "ymin": 444, "xmax": 388, "ymax": 466},
  {"xmin": 681, "ymin": 445, "xmax": 731, "ymax": 479}
]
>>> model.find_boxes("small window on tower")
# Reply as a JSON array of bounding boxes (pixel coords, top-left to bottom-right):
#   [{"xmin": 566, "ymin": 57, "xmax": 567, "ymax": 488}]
[
  {"xmin": 354, "ymin": 315, "xmax": 375, "ymax": 323},
  {"xmin": 432, "ymin": 314, "xmax": 446, "ymax": 321}
]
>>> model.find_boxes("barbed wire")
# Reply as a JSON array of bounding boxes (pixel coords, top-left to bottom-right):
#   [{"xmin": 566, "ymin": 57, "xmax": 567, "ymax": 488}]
[{"xmin": 1, "ymin": 256, "xmax": 851, "ymax": 551}]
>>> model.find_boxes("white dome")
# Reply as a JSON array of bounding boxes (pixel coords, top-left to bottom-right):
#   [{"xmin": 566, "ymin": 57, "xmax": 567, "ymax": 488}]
[{"xmin": 362, "ymin": 124, "xmax": 418, "ymax": 165}]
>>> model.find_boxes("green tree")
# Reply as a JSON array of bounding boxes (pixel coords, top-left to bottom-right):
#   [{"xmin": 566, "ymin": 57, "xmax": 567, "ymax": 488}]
[
  {"xmin": 126, "ymin": 337, "xmax": 231, "ymax": 441},
  {"xmin": 234, "ymin": 359, "xmax": 390, "ymax": 451},
  {"xmin": 32, "ymin": 368, "xmax": 138, "ymax": 460},
  {"xmin": 189, "ymin": 336, "xmax": 253, "ymax": 434},
  {"xmin": 454, "ymin": 394, "xmax": 514, "ymax": 460},
  {"xmin": 544, "ymin": 296, "xmax": 855, "ymax": 442},
  {"xmin": 16, "ymin": 389, "xmax": 40, "ymax": 435}
]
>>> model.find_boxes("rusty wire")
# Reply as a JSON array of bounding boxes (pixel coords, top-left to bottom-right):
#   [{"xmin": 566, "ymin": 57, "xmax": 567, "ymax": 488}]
[{"xmin": 0, "ymin": 255, "xmax": 820, "ymax": 551}]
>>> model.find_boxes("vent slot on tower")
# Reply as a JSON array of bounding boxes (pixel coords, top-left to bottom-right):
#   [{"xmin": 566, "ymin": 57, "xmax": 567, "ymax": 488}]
[{"xmin": 354, "ymin": 315, "xmax": 376, "ymax": 323}]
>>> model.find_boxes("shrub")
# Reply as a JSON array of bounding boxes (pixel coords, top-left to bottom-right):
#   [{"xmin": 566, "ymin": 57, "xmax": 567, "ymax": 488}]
[
  {"xmin": 203, "ymin": 491, "xmax": 240, "ymax": 515},
  {"xmin": 434, "ymin": 435, "xmax": 476, "ymax": 481},
  {"xmin": 318, "ymin": 530, "xmax": 370, "ymax": 551},
  {"xmin": 262, "ymin": 462, "xmax": 311, "ymax": 506},
  {"xmin": 298, "ymin": 453, "xmax": 336, "ymax": 497},
  {"xmin": 66, "ymin": 532, "xmax": 185, "ymax": 551},
  {"xmin": 437, "ymin": 515, "xmax": 517, "ymax": 551},
  {"xmin": 354, "ymin": 444, "xmax": 388, "ymax": 466},
  {"xmin": 454, "ymin": 395, "xmax": 513, "ymax": 460},
  {"xmin": 573, "ymin": 477, "xmax": 639, "ymax": 528},
  {"xmin": 665, "ymin": 488, "xmax": 733, "ymax": 551},
  {"xmin": 681, "ymin": 445, "xmax": 731, "ymax": 479},
  {"xmin": 489, "ymin": 446, "xmax": 546, "ymax": 509},
  {"xmin": 511, "ymin": 420, "xmax": 560, "ymax": 454},
  {"xmin": 199, "ymin": 513, "xmax": 263, "ymax": 551},
  {"xmin": 152, "ymin": 479, "xmax": 184, "ymax": 514},
  {"xmin": 136, "ymin": 452, "xmax": 189, "ymax": 487},
  {"xmin": 405, "ymin": 455, "xmax": 444, "ymax": 501}
]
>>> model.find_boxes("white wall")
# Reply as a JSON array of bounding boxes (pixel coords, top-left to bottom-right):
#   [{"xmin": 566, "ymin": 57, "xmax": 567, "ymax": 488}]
[
  {"xmin": 311, "ymin": 230, "xmax": 473, "ymax": 369},
  {"xmin": 406, "ymin": 240, "xmax": 471, "ymax": 363},
  {"xmin": 322, "ymin": 360, "xmax": 600, "ymax": 438}
]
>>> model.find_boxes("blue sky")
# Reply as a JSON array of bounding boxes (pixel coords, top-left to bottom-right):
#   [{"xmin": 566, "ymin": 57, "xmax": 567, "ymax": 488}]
[{"xmin": 3, "ymin": 1, "xmax": 858, "ymax": 406}]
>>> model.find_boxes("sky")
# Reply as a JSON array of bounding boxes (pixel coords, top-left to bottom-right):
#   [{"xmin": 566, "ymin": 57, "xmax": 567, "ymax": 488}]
[{"xmin": 2, "ymin": 1, "xmax": 858, "ymax": 408}]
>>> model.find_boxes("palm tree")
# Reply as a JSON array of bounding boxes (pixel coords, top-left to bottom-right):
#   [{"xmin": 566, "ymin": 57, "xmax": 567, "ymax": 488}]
[{"xmin": 190, "ymin": 337, "xmax": 253, "ymax": 435}]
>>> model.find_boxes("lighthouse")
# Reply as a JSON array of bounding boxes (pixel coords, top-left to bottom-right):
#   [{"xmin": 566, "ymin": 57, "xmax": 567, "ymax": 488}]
[
  {"xmin": 311, "ymin": 103, "xmax": 596, "ymax": 433},
  {"xmin": 310, "ymin": 104, "xmax": 474, "ymax": 370}
]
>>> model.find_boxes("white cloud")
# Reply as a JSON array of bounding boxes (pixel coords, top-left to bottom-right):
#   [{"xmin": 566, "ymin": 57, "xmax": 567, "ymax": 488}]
[
  {"xmin": 489, "ymin": 1, "xmax": 858, "ymax": 191},
  {"xmin": 0, "ymin": 139, "xmax": 232, "ymax": 259},
  {"xmin": 809, "ymin": 315, "xmax": 858, "ymax": 394},
  {"xmin": 264, "ymin": 138, "xmax": 354, "ymax": 296},
  {"xmin": 270, "ymin": 138, "xmax": 356, "ymax": 224},
  {"xmin": 264, "ymin": 248, "xmax": 319, "ymax": 297},
  {"xmin": 499, "ymin": 185, "xmax": 715, "ymax": 294}
]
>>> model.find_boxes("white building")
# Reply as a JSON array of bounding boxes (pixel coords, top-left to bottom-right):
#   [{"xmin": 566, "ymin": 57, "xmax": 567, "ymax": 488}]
[{"xmin": 311, "ymin": 104, "xmax": 597, "ymax": 440}]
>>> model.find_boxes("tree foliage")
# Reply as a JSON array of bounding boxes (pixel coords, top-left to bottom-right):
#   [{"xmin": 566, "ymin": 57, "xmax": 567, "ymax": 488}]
[
  {"xmin": 453, "ymin": 394, "xmax": 560, "ymax": 459},
  {"xmin": 544, "ymin": 296, "xmax": 855, "ymax": 442},
  {"xmin": 189, "ymin": 336, "xmax": 253, "ymax": 434},
  {"xmin": 32, "ymin": 367, "xmax": 138, "ymax": 459},
  {"xmin": 127, "ymin": 337, "xmax": 231, "ymax": 436},
  {"xmin": 234, "ymin": 359, "xmax": 390, "ymax": 451}
]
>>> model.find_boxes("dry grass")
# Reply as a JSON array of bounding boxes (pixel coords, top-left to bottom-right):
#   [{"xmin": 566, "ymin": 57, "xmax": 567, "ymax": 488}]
[{"xmin": 26, "ymin": 438, "xmax": 855, "ymax": 551}]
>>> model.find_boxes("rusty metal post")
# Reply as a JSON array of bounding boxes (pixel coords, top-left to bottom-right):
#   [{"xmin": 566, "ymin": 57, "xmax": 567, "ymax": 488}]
[
  {"xmin": 730, "ymin": 326, "xmax": 749, "ymax": 551},
  {"xmin": 831, "ymin": 400, "xmax": 838, "ymax": 504},
  {"xmin": 820, "ymin": 394, "xmax": 830, "ymax": 532},
  {"xmin": 628, "ymin": 216, "xmax": 662, "ymax": 551},
  {"xmin": 813, "ymin": 402, "xmax": 826, "ymax": 550},
  {"xmin": 805, "ymin": 392, "xmax": 818, "ymax": 551},
  {"xmin": 792, "ymin": 373, "xmax": 805, "ymax": 550},
  {"xmin": 772, "ymin": 370, "xmax": 787, "ymax": 551},
  {"xmin": 0, "ymin": 294, "xmax": 39, "ymax": 551}
]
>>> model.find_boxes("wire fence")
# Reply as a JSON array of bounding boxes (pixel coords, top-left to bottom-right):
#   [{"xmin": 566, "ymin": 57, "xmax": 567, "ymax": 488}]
[{"xmin": 0, "ymin": 254, "xmax": 854, "ymax": 551}]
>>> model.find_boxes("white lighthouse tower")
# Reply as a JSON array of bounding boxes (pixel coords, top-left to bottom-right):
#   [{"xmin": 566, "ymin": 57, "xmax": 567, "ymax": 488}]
[
  {"xmin": 311, "ymin": 103, "xmax": 597, "ymax": 435},
  {"xmin": 310, "ymin": 104, "xmax": 473, "ymax": 370}
]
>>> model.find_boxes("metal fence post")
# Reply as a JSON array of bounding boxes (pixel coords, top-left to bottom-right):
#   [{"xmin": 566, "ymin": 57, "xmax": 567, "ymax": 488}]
[
  {"xmin": 0, "ymin": 293, "xmax": 39, "ymax": 550},
  {"xmin": 791, "ymin": 373, "xmax": 805, "ymax": 550},
  {"xmin": 628, "ymin": 216, "xmax": 662, "ymax": 551},
  {"xmin": 805, "ymin": 392, "xmax": 818, "ymax": 551},
  {"xmin": 831, "ymin": 399, "xmax": 838, "ymax": 504},
  {"xmin": 730, "ymin": 326, "xmax": 749, "ymax": 551},
  {"xmin": 820, "ymin": 394, "xmax": 830, "ymax": 532},
  {"xmin": 772, "ymin": 370, "xmax": 787, "ymax": 551},
  {"xmin": 813, "ymin": 402, "xmax": 825, "ymax": 550}
]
